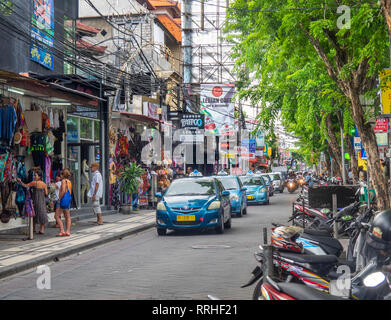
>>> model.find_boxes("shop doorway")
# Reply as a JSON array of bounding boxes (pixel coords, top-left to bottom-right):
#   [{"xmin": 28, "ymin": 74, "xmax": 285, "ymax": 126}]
[{"xmin": 67, "ymin": 142, "xmax": 100, "ymax": 208}]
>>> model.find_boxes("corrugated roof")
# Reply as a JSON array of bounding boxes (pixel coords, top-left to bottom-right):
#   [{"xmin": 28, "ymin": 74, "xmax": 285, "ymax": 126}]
[{"xmin": 157, "ymin": 14, "xmax": 181, "ymax": 43}]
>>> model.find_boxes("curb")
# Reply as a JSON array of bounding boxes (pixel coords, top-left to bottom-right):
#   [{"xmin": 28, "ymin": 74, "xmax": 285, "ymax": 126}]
[{"xmin": 0, "ymin": 221, "xmax": 156, "ymax": 280}]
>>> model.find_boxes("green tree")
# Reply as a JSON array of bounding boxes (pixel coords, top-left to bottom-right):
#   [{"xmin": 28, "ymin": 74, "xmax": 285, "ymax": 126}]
[{"xmin": 225, "ymin": 0, "xmax": 390, "ymax": 209}]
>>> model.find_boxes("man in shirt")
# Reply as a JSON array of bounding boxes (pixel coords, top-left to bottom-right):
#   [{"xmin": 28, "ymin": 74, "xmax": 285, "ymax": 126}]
[{"xmin": 88, "ymin": 162, "xmax": 104, "ymax": 225}]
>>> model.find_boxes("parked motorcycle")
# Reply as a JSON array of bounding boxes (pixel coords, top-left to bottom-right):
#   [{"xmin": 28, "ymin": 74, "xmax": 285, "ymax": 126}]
[
  {"xmin": 242, "ymin": 209, "xmax": 391, "ymax": 300},
  {"xmin": 258, "ymin": 268, "xmax": 391, "ymax": 300}
]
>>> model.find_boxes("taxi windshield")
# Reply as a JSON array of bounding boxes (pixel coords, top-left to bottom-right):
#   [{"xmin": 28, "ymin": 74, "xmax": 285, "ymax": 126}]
[
  {"xmin": 261, "ymin": 175, "xmax": 271, "ymax": 183},
  {"xmin": 240, "ymin": 176, "xmax": 265, "ymax": 186},
  {"xmin": 165, "ymin": 179, "xmax": 216, "ymax": 196},
  {"xmin": 216, "ymin": 177, "xmax": 239, "ymax": 190}
]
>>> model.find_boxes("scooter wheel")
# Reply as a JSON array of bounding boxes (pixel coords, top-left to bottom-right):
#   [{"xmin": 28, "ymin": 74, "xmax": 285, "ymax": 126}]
[{"xmin": 252, "ymin": 278, "xmax": 264, "ymax": 300}]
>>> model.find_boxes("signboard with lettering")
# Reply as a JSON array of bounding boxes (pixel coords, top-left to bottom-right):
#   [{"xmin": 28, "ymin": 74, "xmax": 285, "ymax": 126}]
[
  {"xmin": 374, "ymin": 118, "xmax": 388, "ymax": 133},
  {"xmin": 179, "ymin": 114, "xmax": 205, "ymax": 130},
  {"xmin": 31, "ymin": 0, "xmax": 54, "ymax": 70}
]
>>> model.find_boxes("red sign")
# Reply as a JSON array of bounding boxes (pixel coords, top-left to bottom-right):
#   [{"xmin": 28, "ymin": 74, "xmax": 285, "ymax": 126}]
[{"xmin": 374, "ymin": 118, "xmax": 388, "ymax": 133}]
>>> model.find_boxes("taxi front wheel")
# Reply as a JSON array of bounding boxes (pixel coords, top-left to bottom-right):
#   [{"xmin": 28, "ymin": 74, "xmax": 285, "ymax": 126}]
[
  {"xmin": 157, "ymin": 227, "xmax": 167, "ymax": 236},
  {"xmin": 215, "ymin": 212, "xmax": 225, "ymax": 234}
]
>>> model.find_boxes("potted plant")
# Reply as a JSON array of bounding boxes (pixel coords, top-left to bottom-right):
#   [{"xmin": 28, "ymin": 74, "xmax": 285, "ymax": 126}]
[{"xmin": 118, "ymin": 162, "xmax": 145, "ymax": 214}]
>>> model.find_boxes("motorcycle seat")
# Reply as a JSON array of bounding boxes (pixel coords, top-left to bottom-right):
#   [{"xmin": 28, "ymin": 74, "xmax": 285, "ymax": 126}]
[
  {"xmin": 277, "ymin": 282, "xmax": 346, "ymax": 300},
  {"xmin": 303, "ymin": 229, "xmax": 332, "ymax": 237},
  {"xmin": 279, "ymin": 252, "xmax": 338, "ymax": 265}
]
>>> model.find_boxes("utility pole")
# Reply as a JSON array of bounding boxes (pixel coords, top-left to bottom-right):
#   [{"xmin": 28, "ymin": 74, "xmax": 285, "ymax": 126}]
[{"xmin": 340, "ymin": 111, "xmax": 346, "ymax": 185}]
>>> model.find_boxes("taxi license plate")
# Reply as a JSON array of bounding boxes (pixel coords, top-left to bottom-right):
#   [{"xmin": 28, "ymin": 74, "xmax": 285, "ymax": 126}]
[
  {"xmin": 247, "ymin": 196, "xmax": 254, "ymax": 200},
  {"xmin": 177, "ymin": 215, "xmax": 196, "ymax": 222}
]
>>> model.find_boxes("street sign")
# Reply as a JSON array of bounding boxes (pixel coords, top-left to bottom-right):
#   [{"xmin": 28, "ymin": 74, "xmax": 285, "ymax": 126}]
[{"xmin": 354, "ymin": 137, "xmax": 362, "ymax": 150}]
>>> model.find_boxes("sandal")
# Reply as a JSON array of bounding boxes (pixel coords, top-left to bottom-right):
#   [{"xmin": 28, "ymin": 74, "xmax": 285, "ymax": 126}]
[
  {"xmin": 65, "ymin": 232, "xmax": 71, "ymax": 237},
  {"xmin": 56, "ymin": 232, "xmax": 66, "ymax": 237}
]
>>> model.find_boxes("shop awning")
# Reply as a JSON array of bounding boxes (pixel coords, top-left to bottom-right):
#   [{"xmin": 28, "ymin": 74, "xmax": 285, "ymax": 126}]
[
  {"xmin": 0, "ymin": 70, "xmax": 107, "ymax": 107},
  {"xmin": 119, "ymin": 111, "xmax": 160, "ymax": 125},
  {"xmin": 118, "ymin": 111, "xmax": 176, "ymax": 128}
]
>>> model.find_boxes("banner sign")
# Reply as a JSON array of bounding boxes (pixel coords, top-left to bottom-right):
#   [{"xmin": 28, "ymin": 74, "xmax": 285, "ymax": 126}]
[
  {"xmin": 200, "ymin": 84, "xmax": 235, "ymax": 136},
  {"xmin": 31, "ymin": 0, "xmax": 54, "ymax": 70}
]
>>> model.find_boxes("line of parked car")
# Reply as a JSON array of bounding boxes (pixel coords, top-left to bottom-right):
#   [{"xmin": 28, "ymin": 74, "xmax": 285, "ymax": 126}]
[{"xmin": 154, "ymin": 171, "xmax": 287, "ymax": 236}]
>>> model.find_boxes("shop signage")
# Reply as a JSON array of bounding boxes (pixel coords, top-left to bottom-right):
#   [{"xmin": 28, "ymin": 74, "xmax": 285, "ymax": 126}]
[
  {"xmin": 179, "ymin": 134, "xmax": 204, "ymax": 144},
  {"xmin": 241, "ymin": 138, "xmax": 256, "ymax": 153},
  {"xmin": 255, "ymin": 150, "xmax": 264, "ymax": 157},
  {"xmin": 374, "ymin": 118, "xmax": 388, "ymax": 133},
  {"xmin": 380, "ymin": 69, "xmax": 391, "ymax": 114},
  {"xmin": 168, "ymin": 111, "xmax": 181, "ymax": 121},
  {"xmin": 256, "ymin": 132, "xmax": 264, "ymax": 147},
  {"xmin": 376, "ymin": 132, "xmax": 388, "ymax": 146},
  {"xmin": 30, "ymin": 0, "xmax": 54, "ymax": 70},
  {"xmin": 180, "ymin": 114, "xmax": 205, "ymax": 130}
]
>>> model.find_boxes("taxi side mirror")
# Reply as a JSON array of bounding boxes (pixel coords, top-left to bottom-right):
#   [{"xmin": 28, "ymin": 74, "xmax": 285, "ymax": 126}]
[
  {"xmin": 241, "ymin": 187, "xmax": 247, "ymax": 191},
  {"xmin": 155, "ymin": 192, "xmax": 162, "ymax": 198},
  {"xmin": 222, "ymin": 191, "xmax": 230, "ymax": 197}
]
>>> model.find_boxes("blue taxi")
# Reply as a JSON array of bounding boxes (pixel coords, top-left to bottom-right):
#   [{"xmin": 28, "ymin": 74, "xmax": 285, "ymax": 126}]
[
  {"xmin": 239, "ymin": 175, "xmax": 269, "ymax": 205},
  {"xmin": 213, "ymin": 174, "xmax": 247, "ymax": 217},
  {"xmin": 155, "ymin": 176, "xmax": 232, "ymax": 235}
]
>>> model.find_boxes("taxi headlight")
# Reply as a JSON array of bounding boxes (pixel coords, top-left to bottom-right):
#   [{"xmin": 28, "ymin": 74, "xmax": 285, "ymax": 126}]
[
  {"xmin": 208, "ymin": 201, "xmax": 221, "ymax": 210},
  {"xmin": 229, "ymin": 194, "xmax": 239, "ymax": 201},
  {"xmin": 157, "ymin": 202, "xmax": 167, "ymax": 211},
  {"xmin": 260, "ymin": 188, "xmax": 267, "ymax": 193}
]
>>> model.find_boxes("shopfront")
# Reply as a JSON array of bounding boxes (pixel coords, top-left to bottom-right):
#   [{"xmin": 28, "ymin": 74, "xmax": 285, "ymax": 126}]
[{"xmin": 0, "ymin": 70, "xmax": 110, "ymax": 232}]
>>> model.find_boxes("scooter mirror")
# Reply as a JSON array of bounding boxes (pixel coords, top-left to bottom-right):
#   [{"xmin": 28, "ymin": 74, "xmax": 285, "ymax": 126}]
[{"xmin": 363, "ymin": 272, "xmax": 386, "ymax": 288}]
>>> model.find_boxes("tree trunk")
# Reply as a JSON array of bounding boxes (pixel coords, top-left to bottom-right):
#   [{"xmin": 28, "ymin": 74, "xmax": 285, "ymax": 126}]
[
  {"xmin": 335, "ymin": 111, "xmax": 359, "ymax": 184},
  {"xmin": 325, "ymin": 114, "xmax": 343, "ymax": 177},
  {"xmin": 348, "ymin": 89, "xmax": 390, "ymax": 210},
  {"xmin": 381, "ymin": 0, "xmax": 391, "ymax": 38},
  {"xmin": 327, "ymin": 143, "xmax": 341, "ymax": 177},
  {"xmin": 325, "ymin": 150, "xmax": 331, "ymax": 176}
]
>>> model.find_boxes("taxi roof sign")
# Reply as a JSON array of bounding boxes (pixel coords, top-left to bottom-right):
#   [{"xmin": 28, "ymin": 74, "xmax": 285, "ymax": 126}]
[
  {"xmin": 217, "ymin": 170, "xmax": 228, "ymax": 176},
  {"xmin": 189, "ymin": 170, "xmax": 203, "ymax": 177}
]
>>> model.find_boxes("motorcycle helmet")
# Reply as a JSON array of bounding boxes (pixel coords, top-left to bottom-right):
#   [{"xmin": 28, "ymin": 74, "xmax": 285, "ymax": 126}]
[
  {"xmin": 271, "ymin": 226, "xmax": 303, "ymax": 253},
  {"xmin": 366, "ymin": 209, "xmax": 391, "ymax": 250}
]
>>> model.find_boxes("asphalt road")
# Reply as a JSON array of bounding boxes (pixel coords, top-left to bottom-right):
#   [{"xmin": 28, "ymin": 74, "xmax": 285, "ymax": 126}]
[{"xmin": 0, "ymin": 190, "xmax": 299, "ymax": 300}]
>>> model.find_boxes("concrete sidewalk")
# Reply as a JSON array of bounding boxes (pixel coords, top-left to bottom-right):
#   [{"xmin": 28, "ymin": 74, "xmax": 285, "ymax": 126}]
[{"xmin": 0, "ymin": 209, "xmax": 156, "ymax": 280}]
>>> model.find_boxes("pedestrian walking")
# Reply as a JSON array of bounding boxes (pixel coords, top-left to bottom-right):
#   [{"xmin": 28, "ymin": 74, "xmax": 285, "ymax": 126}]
[
  {"xmin": 88, "ymin": 162, "xmax": 103, "ymax": 225},
  {"xmin": 17, "ymin": 170, "xmax": 48, "ymax": 234},
  {"xmin": 55, "ymin": 169, "xmax": 72, "ymax": 236}
]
